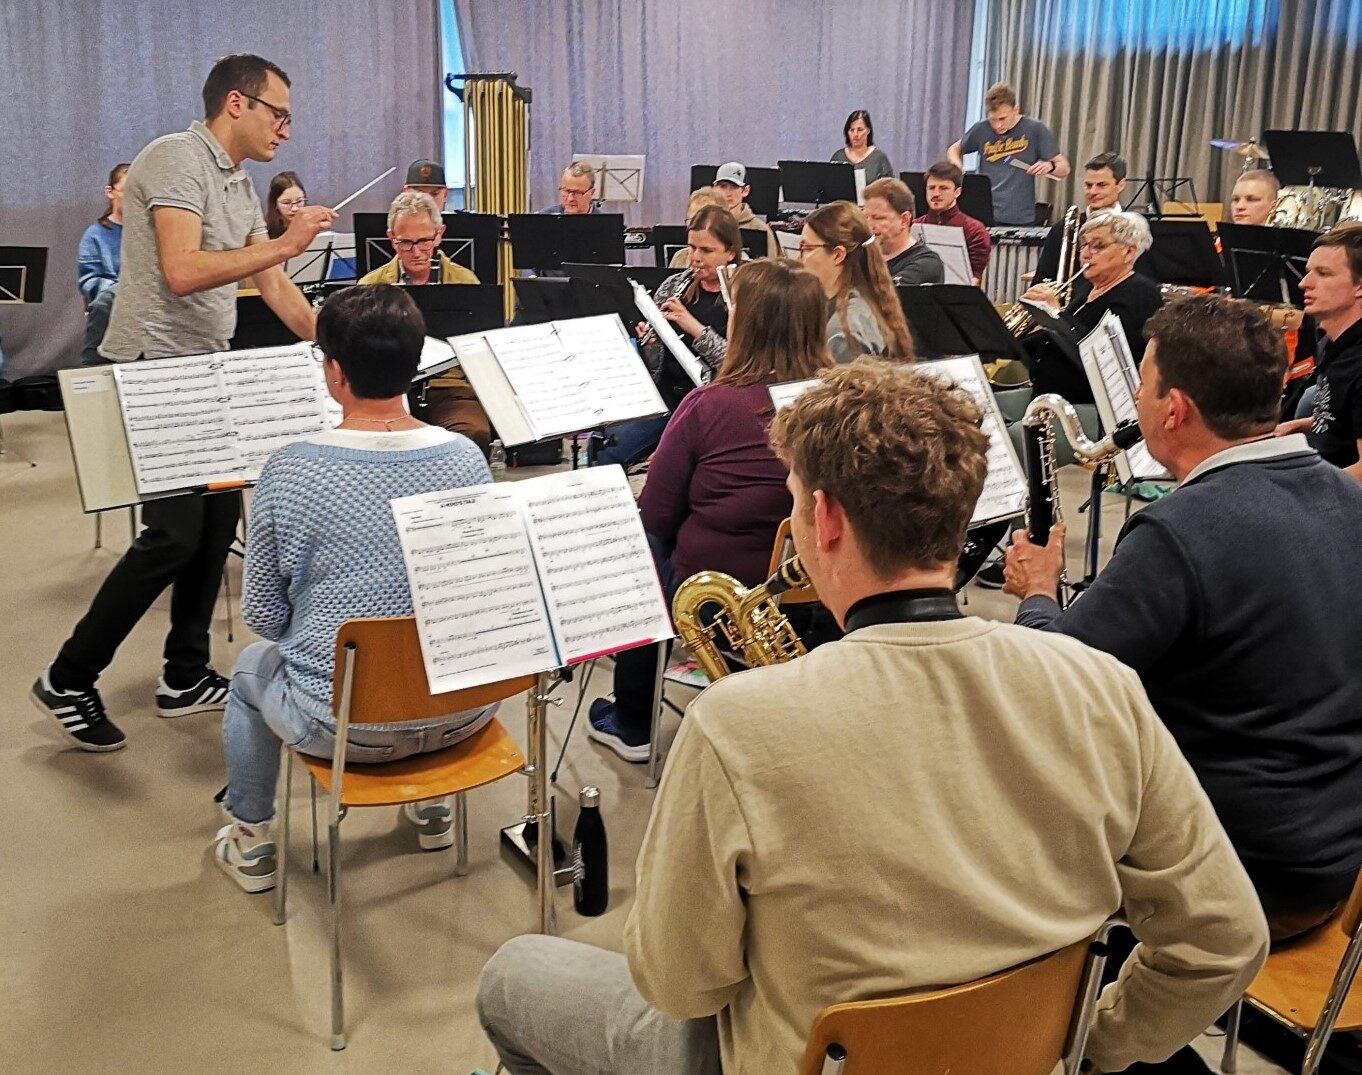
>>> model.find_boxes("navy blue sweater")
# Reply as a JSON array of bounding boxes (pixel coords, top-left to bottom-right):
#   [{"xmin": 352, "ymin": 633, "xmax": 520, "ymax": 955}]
[{"xmin": 1018, "ymin": 444, "xmax": 1362, "ymax": 905}]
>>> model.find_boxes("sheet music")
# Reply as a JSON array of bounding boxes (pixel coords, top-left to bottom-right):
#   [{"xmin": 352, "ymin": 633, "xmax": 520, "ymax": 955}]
[
  {"xmin": 392, "ymin": 484, "xmax": 559, "ymax": 694},
  {"xmin": 917, "ymin": 357, "xmax": 1028, "ymax": 524},
  {"xmin": 1079, "ymin": 312, "xmax": 1170, "ymax": 483},
  {"xmin": 768, "ymin": 379, "xmax": 821, "ymax": 410},
  {"xmin": 630, "ymin": 281, "xmax": 708, "ymax": 387},
  {"xmin": 551, "ymin": 315, "xmax": 665, "ymax": 421},
  {"xmin": 854, "ymin": 167, "xmax": 867, "ymax": 203},
  {"xmin": 911, "ymin": 223, "xmax": 974, "ymax": 285},
  {"xmin": 519, "ymin": 467, "xmax": 673, "ymax": 664},
  {"xmin": 419, "ymin": 335, "xmax": 457, "ymax": 373},
  {"xmin": 221, "ymin": 345, "xmax": 332, "ymax": 476},
  {"xmin": 114, "ymin": 355, "xmax": 240, "ymax": 494}
]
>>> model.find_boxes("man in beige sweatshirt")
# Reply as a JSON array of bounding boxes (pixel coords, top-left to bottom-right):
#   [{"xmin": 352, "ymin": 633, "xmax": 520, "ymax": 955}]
[{"xmin": 477, "ymin": 362, "xmax": 1268, "ymax": 1075}]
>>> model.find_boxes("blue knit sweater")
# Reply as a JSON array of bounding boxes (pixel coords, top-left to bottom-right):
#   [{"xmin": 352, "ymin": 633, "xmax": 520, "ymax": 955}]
[
  {"xmin": 243, "ymin": 433, "xmax": 492, "ymax": 719},
  {"xmin": 77, "ymin": 220, "xmax": 122, "ymax": 301}
]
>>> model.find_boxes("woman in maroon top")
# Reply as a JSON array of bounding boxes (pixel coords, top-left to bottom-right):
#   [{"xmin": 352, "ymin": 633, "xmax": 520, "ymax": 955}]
[{"xmin": 589, "ymin": 260, "xmax": 834, "ymax": 761}]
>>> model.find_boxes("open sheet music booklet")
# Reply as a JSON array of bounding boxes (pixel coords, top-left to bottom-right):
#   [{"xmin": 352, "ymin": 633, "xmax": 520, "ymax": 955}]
[
  {"xmin": 450, "ymin": 313, "xmax": 667, "ymax": 447},
  {"xmin": 1078, "ymin": 311, "xmax": 1170, "ymax": 484},
  {"xmin": 392, "ymin": 465, "xmax": 674, "ymax": 695},
  {"xmin": 769, "ymin": 356, "xmax": 1027, "ymax": 525},
  {"xmin": 113, "ymin": 343, "xmax": 340, "ymax": 497}
]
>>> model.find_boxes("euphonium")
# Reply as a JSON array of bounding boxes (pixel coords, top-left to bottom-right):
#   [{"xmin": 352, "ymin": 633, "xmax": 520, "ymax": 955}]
[
  {"xmin": 671, "ymin": 557, "xmax": 811, "ymax": 682},
  {"xmin": 1004, "ymin": 205, "xmax": 1083, "ymax": 339}
]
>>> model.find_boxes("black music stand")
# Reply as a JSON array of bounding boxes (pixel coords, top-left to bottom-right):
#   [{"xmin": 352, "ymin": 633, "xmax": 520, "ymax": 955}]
[
  {"xmin": 1144, "ymin": 221, "xmax": 1228, "ymax": 287},
  {"xmin": 647, "ymin": 224, "xmax": 768, "ymax": 265},
  {"xmin": 511, "ymin": 277, "xmax": 615, "ymax": 325},
  {"xmin": 1217, "ymin": 222, "xmax": 1316, "ymax": 306},
  {"xmin": 1261, "ymin": 130, "xmax": 1362, "ymax": 191},
  {"xmin": 506, "ymin": 214, "xmax": 625, "ymax": 272},
  {"xmin": 562, "ymin": 263, "xmax": 675, "ymax": 318},
  {"xmin": 1121, "ymin": 177, "xmax": 1198, "ymax": 218},
  {"xmin": 403, "ymin": 283, "xmax": 505, "ymax": 339},
  {"xmin": 0, "ymin": 246, "xmax": 48, "ymax": 303},
  {"xmin": 895, "ymin": 284, "xmax": 1027, "ymax": 362},
  {"xmin": 777, "ymin": 160, "xmax": 857, "ymax": 206},
  {"xmin": 230, "ymin": 295, "xmax": 297, "ymax": 349},
  {"xmin": 352, "ymin": 211, "xmax": 502, "ymax": 280},
  {"xmin": 900, "ymin": 172, "xmax": 995, "ymax": 227},
  {"xmin": 689, "ymin": 164, "xmax": 781, "ymax": 217}
]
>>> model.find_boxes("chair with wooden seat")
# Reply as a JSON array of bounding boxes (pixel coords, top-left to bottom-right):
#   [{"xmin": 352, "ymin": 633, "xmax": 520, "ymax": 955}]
[
  {"xmin": 1220, "ymin": 871, "xmax": 1362, "ymax": 1075},
  {"xmin": 272, "ymin": 616, "xmax": 530, "ymax": 1050},
  {"xmin": 767, "ymin": 516, "xmax": 821, "ymax": 608},
  {"xmin": 799, "ymin": 923, "xmax": 1116, "ymax": 1075}
]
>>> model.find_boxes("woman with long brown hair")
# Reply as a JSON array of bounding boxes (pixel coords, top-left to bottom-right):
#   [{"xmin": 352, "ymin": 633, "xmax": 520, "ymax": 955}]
[
  {"xmin": 264, "ymin": 170, "xmax": 308, "ymax": 240},
  {"xmin": 798, "ymin": 200, "xmax": 914, "ymax": 363},
  {"xmin": 589, "ymin": 259, "xmax": 834, "ymax": 761}
]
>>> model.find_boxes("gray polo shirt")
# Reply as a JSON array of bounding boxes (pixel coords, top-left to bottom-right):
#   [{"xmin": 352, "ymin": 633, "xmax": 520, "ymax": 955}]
[{"xmin": 100, "ymin": 120, "xmax": 267, "ymax": 361}]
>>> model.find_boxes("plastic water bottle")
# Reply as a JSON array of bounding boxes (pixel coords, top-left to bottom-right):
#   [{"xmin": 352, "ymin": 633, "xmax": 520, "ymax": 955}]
[
  {"xmin": 489, "ymin": 438, "xmax": 507, "ymax": 478},
  {"xmin": 572, "ymin": 786, "xmax": 608, "ymax": 916}
]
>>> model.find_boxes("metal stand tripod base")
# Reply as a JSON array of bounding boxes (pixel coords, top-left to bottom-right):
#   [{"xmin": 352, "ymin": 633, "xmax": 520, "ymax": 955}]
[{"xmin": 499, "ymin": 818, "xmax": 574, "ymax": 888}]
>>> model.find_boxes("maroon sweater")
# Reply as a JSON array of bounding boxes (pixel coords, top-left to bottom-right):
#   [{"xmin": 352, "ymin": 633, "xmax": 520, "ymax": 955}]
[
  {"xmin": 639, "ymin": 381, "xmax": 791, "ymax": 587},
  {"xmin": 916, "ymin": 204, "xmax": 993, "ymax": 280}
]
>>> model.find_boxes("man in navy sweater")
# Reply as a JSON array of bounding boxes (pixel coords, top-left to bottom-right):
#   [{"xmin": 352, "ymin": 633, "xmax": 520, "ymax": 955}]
[{"xmin": 1005, "ymin": 295, "xmax": 1362, "ymax": 941}]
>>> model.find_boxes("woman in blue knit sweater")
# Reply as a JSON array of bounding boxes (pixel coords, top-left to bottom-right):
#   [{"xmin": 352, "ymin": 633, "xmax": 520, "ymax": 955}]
[
  {"xmin": 77, "ymin": 163, "xmax": 129, "ymax": 302},
  {"xmin": 215, "ymin": 285, "xmax": 494, "ymax": 893}
]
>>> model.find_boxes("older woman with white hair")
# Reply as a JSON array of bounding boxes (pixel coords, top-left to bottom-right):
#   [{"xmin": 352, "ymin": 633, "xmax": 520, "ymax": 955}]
[{"xmin": 1020, "ymin": 208, "xmax": 1163, "ymax": 405}]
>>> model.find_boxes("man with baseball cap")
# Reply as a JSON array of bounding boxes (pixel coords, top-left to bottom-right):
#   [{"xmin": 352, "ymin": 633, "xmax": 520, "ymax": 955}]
[
  {"xmin": 712, "ymin": 161, "xmax": 779, "ymax": 259},
  {"xmin": 404, "ymin": 158, "xmax": 449, "ymax": 210}
]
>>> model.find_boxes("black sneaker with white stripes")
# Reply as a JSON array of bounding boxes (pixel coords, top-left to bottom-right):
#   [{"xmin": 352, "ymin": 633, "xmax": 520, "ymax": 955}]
[
  {"xmin": 30, "ymin": 672, "xmax": 127, "ymax": 752},
  {"xmin": 155, "ymin": 671, "xmax": 231, "ymax": 718}
]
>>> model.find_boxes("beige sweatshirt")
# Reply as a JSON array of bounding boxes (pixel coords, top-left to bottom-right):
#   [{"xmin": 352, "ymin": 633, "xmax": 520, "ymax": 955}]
[
  {"xmin": 730, "ymin": 202, "xmax": 782, "ymax": 259},
  {"xmin": 624, "ymin": 617, "xmax": 1268, "ymax": 1075}
]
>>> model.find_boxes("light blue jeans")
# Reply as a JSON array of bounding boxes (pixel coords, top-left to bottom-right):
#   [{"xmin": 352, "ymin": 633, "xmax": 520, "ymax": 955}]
[{"xmin": 221, "ymin": 641, "xmax": 495, "ymax": 824}]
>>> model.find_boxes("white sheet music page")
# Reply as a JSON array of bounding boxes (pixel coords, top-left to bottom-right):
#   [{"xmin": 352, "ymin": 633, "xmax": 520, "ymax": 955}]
[
  {"xmin": 483, "ymin": 323, "xmax": 580, "ymax": 437},
  {"xmin": 916, "ymin": 356, "xmax": 1029, "ymax": 524},
  {"xmin": 518, "ymin": 466, "xmax": 673, "ymax": 665},
  {"xmin": 630, "ymin": 281, "xmax": 708, "ymax": 387},
  {"xmin": 114, "ymin": 354, "xmax": 239, "ymax": 495},
  {"xmin": 221, "ymin": 344, "xmax": 333, "ymax": 478},
  {"xmin": 551, "ymin": 315, "xmax": 666, "ymax": 424},
  {"xmin": 1080, "ymin": 312, "xmax": 1170, "ymax": 483},
  {"xmin": 392, "ymin": 484, "xmax": 559, "ymax": 694},
  {"xmin": 768, "ymin": 379, "xmax": 821, "ymax": 410}
]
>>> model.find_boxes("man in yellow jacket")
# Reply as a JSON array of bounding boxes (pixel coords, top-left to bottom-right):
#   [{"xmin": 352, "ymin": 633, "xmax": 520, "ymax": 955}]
[{"xmin": 358, "ymin": 190, "xmax": 489, "ymax": 454}]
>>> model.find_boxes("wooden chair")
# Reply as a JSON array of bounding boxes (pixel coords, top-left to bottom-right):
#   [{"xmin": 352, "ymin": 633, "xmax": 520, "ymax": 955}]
[
  {"xmin": 766, "ymin": 517, "xmax": 821, "ymax": 607},
  {"xmin": 272, "ymin": 616, "xmax": 530, "ymax": 1050},
  {"xmin": 1220, "ymin": 871, "xmax": 1362, "ymax": 1075},
  {"xmin": 800, "ymin": 924, "xmax": 1115, "ymax": 1075}
]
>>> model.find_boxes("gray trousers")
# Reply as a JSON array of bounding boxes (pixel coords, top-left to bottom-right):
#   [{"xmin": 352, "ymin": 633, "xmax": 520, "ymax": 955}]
[{"xmin": 476, "ymin": 936, "xmax": 723, "ymax": 1075}]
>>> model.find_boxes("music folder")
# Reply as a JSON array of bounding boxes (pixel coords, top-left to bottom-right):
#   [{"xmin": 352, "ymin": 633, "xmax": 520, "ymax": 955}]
[
  {"xmin": 0, "ymin": 246, "xmax": 48, "ymax": 303},
  {"xmin": 895, "ymin": 284, "xmax": 1027, "ymax": 362}
]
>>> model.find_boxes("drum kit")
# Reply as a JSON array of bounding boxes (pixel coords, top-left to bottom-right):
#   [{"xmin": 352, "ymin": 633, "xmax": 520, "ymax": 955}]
[{"xmin": 1211, "ymin": 135, "xmax": 1362, "ymax": 232}]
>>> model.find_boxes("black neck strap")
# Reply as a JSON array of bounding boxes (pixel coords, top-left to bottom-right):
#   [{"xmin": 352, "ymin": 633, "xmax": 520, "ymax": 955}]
[{"xmin": 843, "ymin": 588, "xmax": 964, "ymax": 634}]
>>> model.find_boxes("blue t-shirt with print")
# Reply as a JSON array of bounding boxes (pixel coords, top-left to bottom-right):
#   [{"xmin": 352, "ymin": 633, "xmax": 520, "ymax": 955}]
[{"xmin": 961, "ymin": 115, "xmax": 1061, "ymax": 225}]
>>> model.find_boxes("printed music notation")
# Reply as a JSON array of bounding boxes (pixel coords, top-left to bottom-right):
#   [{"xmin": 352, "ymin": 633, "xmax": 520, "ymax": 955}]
[
  {"xmin": 1079, "ymin": 313, "xmax": 1170, "ymax": 484},
  {"xmin": 392, "ymin": 465, "xmax": 673, "ymax": 694},
  {"xmin": 482, "ymin": 314, "xmax": 666, "ymax": 440},
  {"xmin": 916, "ymin": 357, "xmax": 1029, "ymax": 525},
  {"xmin": 114, "ymin": 344, "xmax": 336, "ymax": 496}
]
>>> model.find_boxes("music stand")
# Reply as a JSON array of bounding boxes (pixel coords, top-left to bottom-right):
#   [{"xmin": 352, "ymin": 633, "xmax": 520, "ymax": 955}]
[
  {"xmin": 900, "ymin": 172, "xmax": 996, "ymax": 227},
  {"xmin": 562, "ymin": 263, "xmax": 675, "ymax": 324},
  {"xmin": 647, "ymin": 224, "xmax": 767, "ymax": 265},
  {"xmin": 1121, "ymin": 177, "xmax": 1199, "ymax": 218},
  {"xmin": 689, "ymin": 164, "xmax": 781, "ymax": 217},
  {"xmin": 283, "ymin": 232, "xmax": 356, "ymax": 285},
  {"xmin": 777, "ymin": 160, "xmax": 857, "ymax": 206},
  {"xmin": 511, "ymin": 278, "xmax": 615, "ymax": 326},
  {"xmin": 1144, "ymin": 221, "xmax": 1228, "ymax": 287},
  {"xmin": 1217, "ymin": 222, "xmax": 1317, "ymax": 306},
  {"xmin": 572, "ymin": 153, "xmax": 645, "ymax": 203},
  {"xmin": 895, "ymin": 284, "xmax": 1027, "ymax": 362},
  {"xmin": 1261, "ymin": 130, "xmax": 1362, "ymax": 191},
  {"xmin": 229, "ymin": 295, "xmax": 298, "ymax": 349},
  {"xmin": 506, "ymin": 213, "xmax": 625, "ymax": 272},
  {"xmin": 401, "ymin": 283, "xmax": 505, "ymax": 339},
  {"xmin": 352, "ymin": 211, "xmax": 501, "ymax": 281},
  {"xmin": 0, "ymin": 246, "xmax": 47, "ymax": 303}
]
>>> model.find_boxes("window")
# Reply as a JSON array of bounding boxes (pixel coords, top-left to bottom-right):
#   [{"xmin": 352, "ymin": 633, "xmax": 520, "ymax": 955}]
[{"xmin": 439, "ymin": 0, "xmax": 468, "ymax": 209}]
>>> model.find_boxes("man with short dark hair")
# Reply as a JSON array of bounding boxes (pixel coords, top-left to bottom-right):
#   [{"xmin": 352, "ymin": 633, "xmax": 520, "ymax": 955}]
[
  {"xmin": 1297, "ymin": 227, "xmax": 1362, "ymax": 478},
  {"xmin": 1007, "ymin": 295, "xmax": 1362, "ymax": 947},
  {"xmin": 32, "ymin": 54, "xmax": 337, "ymax": 751},
  {"xmin": 948, "ymin": 82, "xmax": 1069, "ymax": 226},
  {"xmin": 403, "ymin": 158, "xmax": 449, "ymax": 210},
  {"xmin": 862, "ymin": 177, "xmax": 943, "ymax": 286},
  {"xmin": 1033, "ymin": 151, "xmax": 1136, "ymax": 281},
  {"xmin": 477, "ymin": 360, "xmax": 1267, "ymax": 1075},
  {"xmin": 915, "ymin": 161, "xmax": 992, "ymax": 283}
]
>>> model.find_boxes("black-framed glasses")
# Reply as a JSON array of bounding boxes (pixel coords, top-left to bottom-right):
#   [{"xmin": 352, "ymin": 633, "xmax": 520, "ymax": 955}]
[
  {"xmin": 240, "ymin": 92, "xmax": 292, "ymax": 131},
  {"xmin": 796, "ymin": 242, "xmax": 830, "ymax": 258},
  {"xmin": 393, "ymin": 236, "xmax": 438, "ymax": 252},
  {"xmin": 559, "ymin": 186, "xmax": 593, "ymax": 198}
]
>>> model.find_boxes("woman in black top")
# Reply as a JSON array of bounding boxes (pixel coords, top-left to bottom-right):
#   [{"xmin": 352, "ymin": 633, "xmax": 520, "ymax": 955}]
[{"xmin": 1021, "ymin": 209, "xmax": 1163, "ymax": 404}]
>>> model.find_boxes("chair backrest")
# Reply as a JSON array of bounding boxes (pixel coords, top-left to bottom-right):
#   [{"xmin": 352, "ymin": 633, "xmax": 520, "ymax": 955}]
[
  {"xmin": 767, "ymin": 518, "xmax": 821, "ymax": 606},
  {"xmin": 1337, "ymin": 870, "xmax": 1362, "ymax": 938},
  {"xmin": 331, "ymin": 617, "xmax": 536, "ymax": 723},
  {"xmin": 798, "ymin": 937, "xmax": 1093, "ymax": 1075}
]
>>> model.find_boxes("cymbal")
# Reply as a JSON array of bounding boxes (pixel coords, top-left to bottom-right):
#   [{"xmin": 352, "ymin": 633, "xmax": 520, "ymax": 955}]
[{"xmin": 1209, "ymin": 138, "xmax": 1270, "ymax": 160}]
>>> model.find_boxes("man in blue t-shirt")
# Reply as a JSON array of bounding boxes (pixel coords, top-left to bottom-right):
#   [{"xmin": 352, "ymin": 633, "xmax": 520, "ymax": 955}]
[{"xmin": 948, "ymin": 82, "xmax": 1068, "ymax": 226}]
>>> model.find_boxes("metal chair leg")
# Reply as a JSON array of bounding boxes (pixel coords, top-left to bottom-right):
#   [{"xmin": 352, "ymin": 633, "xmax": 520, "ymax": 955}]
[
  {"xmin": 328, "ymin": 816, "xmax": 345, "ymax": 1050},
  {"xmin": 222, "ymin": 566, "xmax": 235, "ymax": 644},
  {"xmin": 94, "ymin": 511, "xmax": 103, "ymax": 550},
  {"xmin": 455, "ymin": 793, "xmax": 469, "ymax": 876},
  {"xmin": 1220, "ymin": 999, "xmax": 1241, "ymax": 1073},
  {"xmin": 274, "ymin": 748, "xmax": 293, "ymax": 926},
  {"xmin": 310, "ymin": 777, "xmax": 320, "ymax": 873},
  {"xmin": 646, "ymin": 644, "xmax": 668, "ymax": 789}
]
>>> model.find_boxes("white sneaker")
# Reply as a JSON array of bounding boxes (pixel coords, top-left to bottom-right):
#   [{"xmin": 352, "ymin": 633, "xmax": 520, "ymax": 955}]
[
  {"xmin": 212, "ymin": 820, "xmax": 277, "ymax": 893},
  {"xmin": 403, "ymin": 796, "xmax": 455, "ymax": 851}
]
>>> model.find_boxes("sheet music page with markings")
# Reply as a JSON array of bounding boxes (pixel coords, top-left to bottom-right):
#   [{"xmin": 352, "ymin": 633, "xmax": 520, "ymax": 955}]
[
  {"xmin": 518, "ymin": 466, "xmax": 673, "ymax": 664},
  {"xmin": 1080, "ymin": 312, "xmax": 1170, "ymax": 483},
  {"xmin": 221, "ymin": 345, "xmax": 332, "ymax": 477},
  {"xmin": 550, "ymin": 314, "xmax": 664, "ymax": 422},
  {"xmin": 916, "ymin": 356, "xmax": 1029, "ymax": 524},
  {"xmin": 114, "ymin": 355, "xmax": 240, "ymax": 494},
  {"xmin": 483, "ymin": 323, "xmax": 581, "ymax": 436},
  {"xmin": 392, "ymin": 484, "xmax": 559, "ymax": 694},
  {"xmin": 768, "ymin": 379, "xmax": 821, "ymax": 410}
]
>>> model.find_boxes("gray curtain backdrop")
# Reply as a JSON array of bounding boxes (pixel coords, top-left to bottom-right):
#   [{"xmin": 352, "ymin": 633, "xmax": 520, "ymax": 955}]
[
  {"xmin": 0, "ymin": 0, "xmax": 442, "ymax": 377},
  {"xmin": 982, "ymin": 0, "xmax": 1362, "ymax": 214},
  {"xmin": 452, "ymin": 0, "xmax": 977, "ymax": 227}
]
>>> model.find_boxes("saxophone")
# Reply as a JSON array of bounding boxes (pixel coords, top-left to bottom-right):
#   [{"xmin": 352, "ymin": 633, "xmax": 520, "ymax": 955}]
[
  {"xmin": 671, "ymin": 557, "xmax": 812, "ymax": 682},
  {"xmin": 1003, "ymin": 205, "xmax": 1084, "ymax": 339}
]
